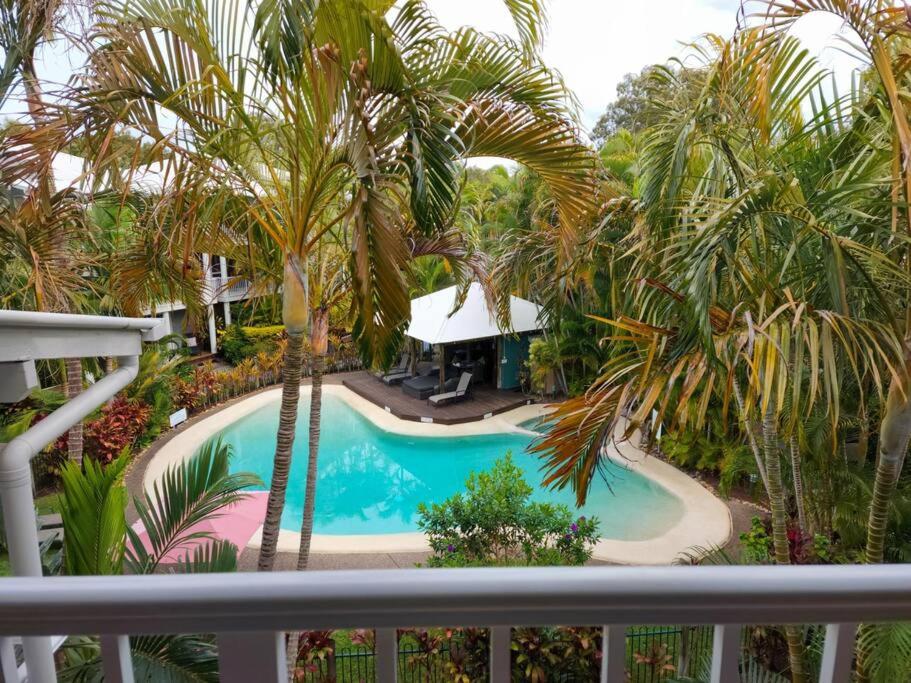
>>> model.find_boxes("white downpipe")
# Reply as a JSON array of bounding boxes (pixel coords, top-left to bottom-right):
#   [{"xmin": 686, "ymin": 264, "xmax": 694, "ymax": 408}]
[{"xmin": 0, "ymin": 355, "xmax": 140, "ymax": 683}]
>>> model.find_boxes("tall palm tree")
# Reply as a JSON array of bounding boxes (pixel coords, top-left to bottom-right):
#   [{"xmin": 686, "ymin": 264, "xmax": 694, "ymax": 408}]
[
  {"xmin": 44, "ymin": 0, "xmax": 598, "ymax": 575},
  {"xmin": 0, "ymin": 0, "xmax": 93, "ymax": 463},
  {"xmin": 531, "ymin": 28, "xmax": 907, "ymax": 682}
]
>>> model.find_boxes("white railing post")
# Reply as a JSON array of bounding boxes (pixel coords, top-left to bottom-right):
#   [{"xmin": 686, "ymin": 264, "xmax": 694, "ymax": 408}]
[
  {"xmin": 375, "ymin": 628, "xmax": 398, "ymax": 683},
  {"xmin": 489, "ymin": 626, "xmax": 511, "ymax": 683},
  {"xmin": 818, "ymin": 623, "xmax": 857, "ymax": 683},
  {"xmin": 0, "ymin": 637, "xmax": 18, "ymax": 682},
  {"xmin": 600, "ymin": 625, "xmax": 626, "ymax": 682},
  {"xmin": 710, "ymin": 624, "xmax": 740, "ymax": 683},
  {"xmin": 101, "ymin": 635, "xmax": 134, "ymax": 683},
  {"xmin": 217, "ymin": 631, "xmax": 284, "ymax": 683}
]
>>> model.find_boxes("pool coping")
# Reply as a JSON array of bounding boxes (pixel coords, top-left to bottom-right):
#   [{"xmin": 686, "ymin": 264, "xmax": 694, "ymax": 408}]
[{"xmin": 143, "ymin": 384, "xmax": 732, "ymax": 565}]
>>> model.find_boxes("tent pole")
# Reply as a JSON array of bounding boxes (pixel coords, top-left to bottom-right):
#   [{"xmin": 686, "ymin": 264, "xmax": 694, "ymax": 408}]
[{"xmin": 438, "ymin": 344, "xmax": 445, "ymax": 391}]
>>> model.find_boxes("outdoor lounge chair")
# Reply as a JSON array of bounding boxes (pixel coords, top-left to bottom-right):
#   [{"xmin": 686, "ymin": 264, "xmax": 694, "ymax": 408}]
[
  {"xmin": 428, "ymin": 373, "xmax": 472, "ymax": 407},
  {"xmin": 381, "ymin": 369, "xmax": 412, "ymax": 386},
  {"xmin": 402, "ymin": 365, "xmax": 446, "ymax": 399},
  {"xmin": 376, "ymin": 352, "xmax": 411, "ymax": 384}
]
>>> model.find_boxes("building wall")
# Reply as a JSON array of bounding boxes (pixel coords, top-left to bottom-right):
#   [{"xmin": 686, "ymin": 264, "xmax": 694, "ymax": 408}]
[{"xmin": 497, "ymin": 333, "xmax": 531, "ymax": 390}]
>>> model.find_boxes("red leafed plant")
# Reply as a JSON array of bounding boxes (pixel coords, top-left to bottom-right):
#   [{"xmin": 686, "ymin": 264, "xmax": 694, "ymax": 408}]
[
  {"xmin": 56, "ymin": 397, "xmax": 151, "ymax": 464},
  {"xmin": 174, "ymin": 364, "xmax": 220, "ymax": 412}
]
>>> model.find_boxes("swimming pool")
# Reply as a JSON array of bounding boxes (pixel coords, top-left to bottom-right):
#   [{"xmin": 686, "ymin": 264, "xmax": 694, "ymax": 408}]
[{"xmin": 218, "ymin": 393, "xmax": 684, "ymax": 541}]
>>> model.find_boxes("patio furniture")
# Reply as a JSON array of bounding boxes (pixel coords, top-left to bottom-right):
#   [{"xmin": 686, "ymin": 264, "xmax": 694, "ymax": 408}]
[
  {"xmin": 375, "ymin": 352, "xmax": 411, "ymax": 384},
  {"xmin": 402, "ymin": 365, "xmax": 447, "ymax": 399},
  {"xmin": 428, "ymin": 372, "xmax": 473, "ymax": 407},
  {"xmin": 380, "ymin": 370, "xmax": 412, "ymax": 386}
]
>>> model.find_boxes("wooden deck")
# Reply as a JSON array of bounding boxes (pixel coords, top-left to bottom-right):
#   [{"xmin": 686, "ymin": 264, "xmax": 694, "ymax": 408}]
[{"xmin": 342, "ymin": 372, "xmax": 534, "ymax": 425}]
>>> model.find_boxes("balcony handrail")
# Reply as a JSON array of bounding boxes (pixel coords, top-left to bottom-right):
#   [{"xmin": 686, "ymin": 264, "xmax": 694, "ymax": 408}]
[{"xmin": 2, "ymin": 565, "xmax": 911, "ymax": 637}]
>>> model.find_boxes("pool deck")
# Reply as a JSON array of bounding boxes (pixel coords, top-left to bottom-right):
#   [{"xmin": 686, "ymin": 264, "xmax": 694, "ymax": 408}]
[{"xmin": 341, "ymin": 371, "xmax": 535, "ymax": 424}]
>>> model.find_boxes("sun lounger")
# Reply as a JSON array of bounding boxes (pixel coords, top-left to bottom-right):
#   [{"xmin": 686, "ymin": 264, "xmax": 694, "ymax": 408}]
[
  {"xmin": 375, "ymin": 352, "xmax": 411, "ymax": 383},
  {"xmin": 428, "ymin": 373, "xmax": 472, "ymax": 407}
]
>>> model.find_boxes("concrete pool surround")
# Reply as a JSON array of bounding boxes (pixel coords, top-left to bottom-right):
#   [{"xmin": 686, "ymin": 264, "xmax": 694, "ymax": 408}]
[{"xmin": 144, "ymin": 385, "xmax": 731, "ymax": 565}]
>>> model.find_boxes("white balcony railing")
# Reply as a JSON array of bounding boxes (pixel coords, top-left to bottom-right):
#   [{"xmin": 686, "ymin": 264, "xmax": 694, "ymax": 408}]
[
  {"xmin": 1, "ymin": 564, "xmax": 910, "ymax": 683},
  {"xmin": 210, "ymin": 276, "xmax": 253, "ymax": 303}
]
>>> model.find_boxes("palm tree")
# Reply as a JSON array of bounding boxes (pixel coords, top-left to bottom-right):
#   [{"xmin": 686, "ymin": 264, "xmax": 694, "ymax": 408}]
[
  {"xmin": 57, "ymin": 438, "xmax": 260, "ymax": 679},
  {"xmin": 0, "ymin": 0, "xmax": 93, "ymax": 463},
  {"xmin": 531, "ymin": 28, "xmax": 907, "ymax": 682},
  {"xmin": 45, "ymin": 0, "xmax": 597, "ymax": 575}
]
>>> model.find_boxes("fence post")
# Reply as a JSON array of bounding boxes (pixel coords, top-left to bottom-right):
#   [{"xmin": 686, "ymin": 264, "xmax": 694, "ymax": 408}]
[
  {"xmin": 489, "ymin": 626, "xmax": 511, "ymax": 683},
  {"xmin": 217, "ymin": 631, "xmax": 284, "ymax": 683},
  {"xmin": 101, "ymin": 635, "xmax": 135, "ymax": 683},
  {"xmin": 375, "ymin": 628, "xmax": 398, "ymax": 683},
  {"xmin": 600, "ymin": 625, "xmax": 627, "ymax": 682},
  {"xmin": 818, "ymin": 623, "xmax": 857, "ymax": 683},
  {"xmin": 710, "ymin": 624, "xmax": 740, "ymax": 683}
]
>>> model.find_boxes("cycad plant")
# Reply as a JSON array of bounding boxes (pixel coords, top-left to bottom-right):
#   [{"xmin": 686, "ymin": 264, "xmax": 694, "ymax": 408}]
[{"xmin": 57, "ymin": 438, "xmax": 260, "ymax": 680}]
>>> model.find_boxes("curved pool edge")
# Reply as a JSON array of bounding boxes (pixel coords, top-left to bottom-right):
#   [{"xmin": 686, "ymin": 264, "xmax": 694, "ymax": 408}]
[{"xmin": 144, "ymin": 384, "xmax": 731, "ymax": 565}]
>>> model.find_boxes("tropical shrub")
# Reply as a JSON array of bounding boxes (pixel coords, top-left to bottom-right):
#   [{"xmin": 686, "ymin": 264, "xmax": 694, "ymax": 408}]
[
  {"xmin": 220, "ymin": 324, "xmax": 284, "ymax": 365},
  {"xmin": 527, "ymin": 336, "xmax": 560, "ymax": 396},
  {"xmin": 417, "ymin": 455, "xmax": 599, "ymax": 567},
  {"xmin": 54, "ymin": 397, "xmax": 151, "ymax": 465},
  {"xmin": 174, "ymin": 363, "xmax": 220, "ymax": 412}
]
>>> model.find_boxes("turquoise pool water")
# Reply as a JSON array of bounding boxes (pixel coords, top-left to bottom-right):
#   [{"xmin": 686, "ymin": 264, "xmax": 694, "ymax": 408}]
[{"xmin": 221, "ymin": 394, "xmax": 684, "ymax": 540}]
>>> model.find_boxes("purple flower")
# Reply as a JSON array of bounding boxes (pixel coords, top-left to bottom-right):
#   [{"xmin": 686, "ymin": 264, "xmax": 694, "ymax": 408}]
[
  {"xmin": 564, "ymin": 534, "xmax": 572, "ymax": 541},
  {"xmin": 571, "ymin": 523, "xmax": 579, "ymax": 533},
  {"xmin": 447, "ymin": 544, "xmax": 455, "ymax": 553}
]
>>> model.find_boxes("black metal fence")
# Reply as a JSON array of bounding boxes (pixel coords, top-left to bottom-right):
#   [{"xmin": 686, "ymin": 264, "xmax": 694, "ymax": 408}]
[{"xmin": 300, "ymin": 626, "xmax": 718, "ymax": 682}]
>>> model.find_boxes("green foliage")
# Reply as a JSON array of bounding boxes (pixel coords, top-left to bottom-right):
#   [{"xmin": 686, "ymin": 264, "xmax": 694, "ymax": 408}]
[
  {"xmin": 739, "ymin": 517, "xmax": 773, "ymax": 565},
  {"xmin": 527, "ymin": 336, "xmax": 560, "ymax": 395},
  {"xmin": 219, "ymin": 323, "xmax": 283, "ymax": 365},
  {"xmin": 243, "ymin": 324, "xmax": 285, "ymax": 339},
  {"xmin": 0, "ymin": 388, "xmax": 66, "ymax": 442},
  {"xmin": 58, "ymin": 439, "xmax": 260, "ymax": 681},
  {"xmin": 417, "ymin": 455, "xmax": 598, "ymax": 567},
  {"xmin": 59, "ymin": 454, "xmax": 130, "ymax": 576},
  {"xmin": 126, "ymin": 437, "xmax": 261, "ymax": 575},
  {"xmin": 124, "ymin": 347, "xmax": 185, "ymax": 442},
  {"xmin": 658, "ymin": 422, "xmax": 757, "ymax": 497}
]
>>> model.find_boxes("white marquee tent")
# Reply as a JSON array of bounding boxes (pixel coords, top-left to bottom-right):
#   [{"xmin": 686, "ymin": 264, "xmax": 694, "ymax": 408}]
[{"xmin": 406, "ymin": 282, "xmax": 544, "ymax": 345}]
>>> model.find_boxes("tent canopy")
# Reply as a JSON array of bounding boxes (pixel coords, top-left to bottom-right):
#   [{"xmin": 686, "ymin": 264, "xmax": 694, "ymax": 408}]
[{"xmin": 406, "ymin": 283, "xmax": 544, "ymax": 346}]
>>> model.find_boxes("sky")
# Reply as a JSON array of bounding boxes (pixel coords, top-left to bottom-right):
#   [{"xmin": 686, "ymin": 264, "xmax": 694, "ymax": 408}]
[
  {"xmin": 1, "ymin": 0, "xmax": 867, "ymax": 142},
  {"xmin": 428, "ymin": 0, "xmax": 866, "ymax": 130}
]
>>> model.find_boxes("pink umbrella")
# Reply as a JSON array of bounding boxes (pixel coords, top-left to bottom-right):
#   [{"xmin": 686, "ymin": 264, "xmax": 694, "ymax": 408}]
[{"xmin": 130, "ymin": 491, "xmax": 269, "ymax": 564}]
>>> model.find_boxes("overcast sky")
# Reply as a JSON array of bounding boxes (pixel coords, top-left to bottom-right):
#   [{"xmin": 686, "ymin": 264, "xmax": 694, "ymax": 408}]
[{"xmin": 1, "ymin": 0, "xmax": 866, "ymax": 136}]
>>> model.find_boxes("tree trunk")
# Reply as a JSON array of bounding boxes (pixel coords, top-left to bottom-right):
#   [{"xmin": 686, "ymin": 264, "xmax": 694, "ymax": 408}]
[
  {"xmin": 295, "ymin": 352, "xmax": 325, "ymax": 571},
  {"xmin": 789, "ymin": 435, "xmax": 808, "ymax": 536},
  {"xmin": 256, "ymin": 331, "xmax": 305, "ymax": 571},
  {"xmin": 733, "ymin": 377, "xmax": 771, "ymax": 494},
  {"xmin": 287, "ymin": 308, "xmax": 329, "ymax": 680},
  {"xmin": 64, "ymin": 358, "xmax": 84, "ymax": 464},
  {"xmin": 762, "ymin": 410, "xmax": 807, "ymax": 683}
]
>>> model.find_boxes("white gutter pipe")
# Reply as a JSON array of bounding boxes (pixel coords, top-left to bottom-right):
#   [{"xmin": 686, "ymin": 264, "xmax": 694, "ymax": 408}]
[{"xmin": 0, "ymin": 355, "xmax": 140, "ymax": 683}]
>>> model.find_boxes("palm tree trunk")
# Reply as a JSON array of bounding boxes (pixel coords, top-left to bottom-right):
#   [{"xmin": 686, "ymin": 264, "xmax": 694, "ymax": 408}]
[
  {"xmin": 256, "ymin": 331, "xmax": 305, "ymax": 571},
  {"xmin": 733, "ymin": 377, "xmax": 771, "ymax": 494},
  {"xmin": 285, "ymin": 357, "xmax": 324, "ymax": 680},
  {"xmin": 64, "ymin": 358, "xmax": 84, "ymax": 464},
  {"xmin": 789, "ymin": 435, "xmax": 808, "ymax": 536},
  {"xmin": 762, "ymin": 410, "xmax": 807, "ymax": 683},
  {"xmin": 865, "ymin": 374, "xmax": 911, "ymax": 564},
  {"xmin": 286, "ymin": 307, "xmax": 329, "ymax": 680},
  {"xmin": 296, "ymin": 352, "xmax": 325, "ymax": 569}
]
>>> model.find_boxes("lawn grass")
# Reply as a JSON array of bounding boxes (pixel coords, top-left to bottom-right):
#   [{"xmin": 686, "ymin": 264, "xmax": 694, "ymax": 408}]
[{"xmin": 35, "ymin": 491, "xmax": 62, "ymax": 515}]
